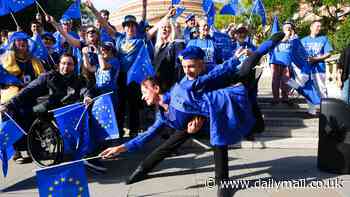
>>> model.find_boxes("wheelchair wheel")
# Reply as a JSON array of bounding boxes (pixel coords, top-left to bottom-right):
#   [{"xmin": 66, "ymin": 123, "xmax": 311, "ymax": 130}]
[{"xmin": 27, "ymin": 118, "xmax": 64, "ymax": 167}]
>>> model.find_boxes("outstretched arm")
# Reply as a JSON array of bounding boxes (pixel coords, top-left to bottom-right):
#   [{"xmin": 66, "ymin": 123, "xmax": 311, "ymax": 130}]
[
  {"xmin": 100, "ymin": 112, "xmax": 165, "ymax": 158},
  {"xmin": 84, "ymin": 0, "xmax": 116, "ymax": 37},
  {"xmin": 192, "ymin": 32, "xmax": 285, "ymax": 92},
  {"xmin": 45, "ymin": 15, "xmax": 81, "ymax": 48},
  {"xmin": 146, "ymin": 8, "xmax": 176, "ymax": 40}
]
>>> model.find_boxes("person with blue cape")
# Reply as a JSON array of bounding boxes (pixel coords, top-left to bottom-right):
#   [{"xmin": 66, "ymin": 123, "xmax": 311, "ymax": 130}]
[{"xmin": 100, "ymin": 33, "xmax": 285, "ymax": 197}]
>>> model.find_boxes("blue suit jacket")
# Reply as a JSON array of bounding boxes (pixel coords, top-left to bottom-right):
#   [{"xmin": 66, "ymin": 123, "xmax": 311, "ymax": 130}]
[{"xmin": 125, "ymin": 57, "xmax": 255, "ymax": 151}]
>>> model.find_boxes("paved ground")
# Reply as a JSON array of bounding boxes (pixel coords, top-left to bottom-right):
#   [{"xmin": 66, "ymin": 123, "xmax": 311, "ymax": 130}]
[{"xmin": 1, "ymin": 139, "xmax": 349, "ymax": 197}]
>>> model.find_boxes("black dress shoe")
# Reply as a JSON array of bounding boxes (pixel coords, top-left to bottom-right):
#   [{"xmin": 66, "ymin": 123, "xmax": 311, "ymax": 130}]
[{"xmin": 126, "ymin": 166, "xmax": 148, "ymax": 185}]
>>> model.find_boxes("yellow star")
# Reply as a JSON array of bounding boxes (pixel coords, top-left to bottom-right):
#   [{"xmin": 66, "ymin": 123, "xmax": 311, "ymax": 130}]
[
  {"xmin": 48, "ymin": 194, "xmax": 53, "ymax": 197},
  {"xmin": 60, "ymin": 178, "xmax": 66, "ymax": 182},
  {"xmin": 48, "ymin": 187, "xmax": 54, "ymax": 191},
  {"xmin": 69, "ymin": 178, "xmax": 74, "ymax": 182},
  {"xmin": 77, "ymin": 194, "xmax": 81, "ymax": 197},
  {"xmin": 54, "ymin": 181, "xmax": 59, "ymax": 185},
  {"xmin": 76, "ymin": 180, "xmax": 80, "ymax": 185},
  {"xmin": 79, "ymin": 187, "xmax": 83, "ymax": 191}
]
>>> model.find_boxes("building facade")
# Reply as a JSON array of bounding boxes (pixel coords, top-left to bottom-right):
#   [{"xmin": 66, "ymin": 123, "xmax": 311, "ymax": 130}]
[{"xmin": 109, "ymin": 0, "xmax": 205, "ymax": 30}]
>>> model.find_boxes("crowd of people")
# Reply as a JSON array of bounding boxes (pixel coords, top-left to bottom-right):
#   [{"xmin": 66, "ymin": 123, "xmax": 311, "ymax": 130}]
[{"xmin": 0, "ymin": 0, "xmax": 348, "ymax": 196}]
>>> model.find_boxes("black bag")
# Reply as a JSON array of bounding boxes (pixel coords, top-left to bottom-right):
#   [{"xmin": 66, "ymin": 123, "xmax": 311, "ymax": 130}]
[{"xmin": 318, "ymin": 98, "xmax": 350, "ymax": 174}]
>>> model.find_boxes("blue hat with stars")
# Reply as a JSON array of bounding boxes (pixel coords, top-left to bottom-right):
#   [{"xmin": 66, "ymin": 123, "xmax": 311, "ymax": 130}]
[
  {"xmin": 178, "ymin": 46, "xmax": 205, "ymax": 61},
  {"xmin": 185, "ymin": 13, "xmax": 195, "ymax": 22},
  {"xmin": 9, "ymin": 32, "xmax": 30, "ymax": 43}
]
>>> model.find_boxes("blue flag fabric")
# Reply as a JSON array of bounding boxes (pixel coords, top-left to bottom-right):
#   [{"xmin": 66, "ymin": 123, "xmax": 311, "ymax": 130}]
[
  {"xmin": 220, "ymin": 0, "xmax": 244, "ymax": 16},
  {"xmin": 0, "ymin": 65, "xmax": 23, "ymax": 86},
  {"xmin": 0, "ymin": 0, "xmax": 34, "ymax": 16},
  {"xmin": 127, "ymin": 44, "xmax": 156, "ymax": 85},
  {"xmin": 51, "ymin": 102, "xmax": 83, "ymax": 116},
  {"xmin": 53, "ymin": 104, "xmax": 85, "ymax": 155},
  {"xmin": 173, "ymin": 6, "xmax": 186, "ymax": 19},
  {"xmin": 172, "ymin": 0, "xmax": 181, "ymax": 5},
  {"xmin": 62, "ymin": 0, "xmax": 81, "ymax": 20},
  {"xmin": 207, "ymin": 3, "xmax": 216, "ymax": 27},
  {"xmin": 220, "ymin": 4, "xmax": 236, "ymax": 15},
  {"xmin": 202, "ymin": 0, "xmax": 214, "ymax": 14},
  {"xmin": 271, "ymin": 15, "xmax": 279, "ymax": 35},
  {"xmin": 29, "ymin": 35, "xmax": 49, "ymax": 61},
  {"xmin": 36, "ymin": 161, "xmax": 90, "ymax": 197},
  {"xmin": 212, "ymin": 31, "xmax": 234, "ymax": 61},
  {"xmin": 74, "ymin": 108, "xmax": 93, "ymax": 160},
  {"xmin": 91, "ymin": 93, "xmax": 119, "ymax": 142},
  {"xmin": 288, "ymin": 38, "xmax": 321, "ymax": 105},
  {"xmin": 0, "ymin": 113, "xmax": 24, "ymax": 177},
  {"xmin": 251, "ymin": 0, "xmax": 266, "ymax": 26}
]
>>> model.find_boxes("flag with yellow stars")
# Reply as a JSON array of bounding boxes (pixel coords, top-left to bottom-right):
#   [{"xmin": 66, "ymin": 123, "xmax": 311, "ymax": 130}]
[
  {"xmin": 91, "ymin": 93, "xmax": 119, "ymax": 142},
  {"xmin": 53, "ymin": 104, "xmax": 86, "ymax": 155},
  {"xmin": 36, "ymin": 160, "xmax": 90, "ymax": 197},
  {"xmin": 0, "ymin": 113, "xmax": 24, "ymax": 177},
  {"xmin": 126, "ymin": 44, "xmax": 155, "ymax": 85}
]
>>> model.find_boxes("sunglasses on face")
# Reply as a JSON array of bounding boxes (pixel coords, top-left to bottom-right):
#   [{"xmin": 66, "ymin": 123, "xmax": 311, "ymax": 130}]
[{"xmin": 87, "ymin": 30, "xmax": 97, "ymax": 34}]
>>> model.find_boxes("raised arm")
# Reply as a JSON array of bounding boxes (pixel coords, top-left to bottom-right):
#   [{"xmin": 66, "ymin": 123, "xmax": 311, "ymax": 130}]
[
  {"xmin": 146, "ymin": 7, "xmax": 177, "ymax": 40},
  {"xmin": 84, "ymin": 0, "xmax": 116, "ymax": 37},
  {"xmin": 45, "ymin": 15, "xmax": 81, "ymax": 48}
]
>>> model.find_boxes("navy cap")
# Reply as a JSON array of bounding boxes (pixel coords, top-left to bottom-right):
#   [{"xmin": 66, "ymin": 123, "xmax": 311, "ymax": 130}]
[
  {"xmin": 185, "ymin": 13, "xmax": 195, "ymax": 22},
  {"xmin": 178, "ymin": 46, "xmax": 205, "ymax": 61},
  {"xmin": 122, "ymin": 15, "xmax": 138, "ymax": 27},
  {"xmin": 101, "ymin": 41, "xmax": 115, "ymax": 50},
  {"xmin": 41, "ymin": 32, "xmax": 56, "ymax": 43},
  {"xmin": 9, "ymin": 32, "xmax": 30, "ymax": 43}
]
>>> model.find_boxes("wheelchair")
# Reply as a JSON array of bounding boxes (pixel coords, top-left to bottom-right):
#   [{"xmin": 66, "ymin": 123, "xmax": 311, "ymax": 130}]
[{"xmin": 27, "ymin": 116, "xmax": 65, "ymax": 167}]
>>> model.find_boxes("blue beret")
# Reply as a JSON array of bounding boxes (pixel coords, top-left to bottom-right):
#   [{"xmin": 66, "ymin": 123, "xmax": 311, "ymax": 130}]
[
  {"xmin": 178, "ymin": 46, "xmax": 205, "ymax": 61},
  {"xmin": 185, "ymin": 13, "xmax": 195, "ymax": 22},
  {"xmin": 9, "ymin": 32, "xmax": 30, "ymax": 43}
]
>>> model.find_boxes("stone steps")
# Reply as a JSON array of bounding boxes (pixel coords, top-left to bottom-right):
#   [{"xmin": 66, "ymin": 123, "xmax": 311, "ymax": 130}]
[{"xmin": 239, "ymin": 68, "xmax": 319, "ymax": 149}]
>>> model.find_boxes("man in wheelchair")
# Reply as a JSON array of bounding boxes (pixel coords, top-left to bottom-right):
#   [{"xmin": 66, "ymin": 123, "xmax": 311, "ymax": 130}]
[{"xmin": 0, "ymin": 53, "xmax": 93, "ymax": 164}]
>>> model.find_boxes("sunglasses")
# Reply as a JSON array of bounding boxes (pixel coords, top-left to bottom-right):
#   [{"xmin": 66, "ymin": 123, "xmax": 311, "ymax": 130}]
[{"xmin": 87, "ymin": 30, "xmax": 97, "ymax": 34}]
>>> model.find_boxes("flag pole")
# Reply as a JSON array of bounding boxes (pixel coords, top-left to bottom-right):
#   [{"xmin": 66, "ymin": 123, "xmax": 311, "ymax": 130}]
[
  {"xmin": 4, "ymin": 112, "xmax": 27, "ymax": 135},
  {"xmin": 9, "ymin": 12, "xmax": 20, "ymax": 30},
  {"xmin": 34, "ymin": 155, "xmax": 105, "ymax": 172},
  {"xmin": 35, "ymin": 0, "xmax": 48, "ymax": 16}
]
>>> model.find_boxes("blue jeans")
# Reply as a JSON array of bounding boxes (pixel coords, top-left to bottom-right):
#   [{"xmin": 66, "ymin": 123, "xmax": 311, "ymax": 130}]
[{"xmin": 342, "ymin": 79, "xmax": 350, "ymax": 104}]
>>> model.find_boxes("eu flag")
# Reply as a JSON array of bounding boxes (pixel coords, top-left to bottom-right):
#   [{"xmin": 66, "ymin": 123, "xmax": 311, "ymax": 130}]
[
  {"xmin": 0, "ymin": 113, "xmax": 25, "ymax": 177},
  {"xmin": 74, "ymin": 108, "xmax": 93, "ymax": 160},
  {"xmin": 62, "ymin": 0, "xmax": 81, "ymax": 20},
  {"xmin": 29, "ymin": 35, "xmax": 49, "ymax": 61},
  {"xmin": 50, "ymin": 102, "xmax": 83, "ymax": 116},
  {"xmin": 251, "ymin": 0, "xmax": 266, "ymax": 26},
  {"xmin": 53, "ymin": 104, "xmax": 86, "ymax": 155},
  {"xmin": 220, "ymin": 0, "xmax": 244, "ymax": 16},
  {"xmin": 0, "ymin": 65, "xmax": 23, "ymax": 86},
  {"xmin": 91, "ymin": 93, "xmax": 119, "ymax": 142},
  {"xmin": 127, "ymin": 44, "xmax": 156, "ymax": 85},
  {"xmin": 202, "ymin": 0, "xmax": 214, "ymax": 14},
  {"xmin": 207, "ymin": 3, "xmax": 216, "ymax": 27},
  {"xmin": 0, "ymin": 0, "xmax": 34, "ymax": 15},
  {"xmin": 0, "ymin": 0, "xmax": 8, "ymax": 16},
  {"xmin": 173, "ymin": 6, "xmax": 186, "ymax": 19},
  {"xmin": 172, "ymin": 0, "xmax": 181, "ymax": 5},
  {"xmin": 36, "ymin": 161, "xmax": 90, "ymax": 197},
  {"xmin": 271, "ymin": 15, "xmax": 279, "ymax": 35}
]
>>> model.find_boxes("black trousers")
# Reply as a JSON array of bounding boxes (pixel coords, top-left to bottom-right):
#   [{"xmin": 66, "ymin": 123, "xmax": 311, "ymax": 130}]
[
  {"xmin": 135, "ymin": 130, "xmax": 229, "ymax": 185},
  {"xmin": 117, "ymin": 72, "xmax": 142, "ymax": 137}
]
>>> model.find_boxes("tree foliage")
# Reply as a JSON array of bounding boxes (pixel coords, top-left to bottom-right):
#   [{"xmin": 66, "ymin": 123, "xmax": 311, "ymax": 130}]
[{"xmin": 214, "ymin": 0, "xmax": 350, "ymax": 52}]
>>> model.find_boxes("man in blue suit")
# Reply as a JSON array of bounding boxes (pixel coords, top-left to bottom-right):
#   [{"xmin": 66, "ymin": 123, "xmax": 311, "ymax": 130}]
[{"xmin": 100, "ymin": 33, "xmax": 284, "ymax": 197}]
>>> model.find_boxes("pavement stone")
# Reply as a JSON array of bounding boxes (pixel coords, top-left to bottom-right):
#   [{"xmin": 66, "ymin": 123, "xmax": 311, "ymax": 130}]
[{"xmin": 0, "ymin": 148, "xmax": 349, "ymax": 197}]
